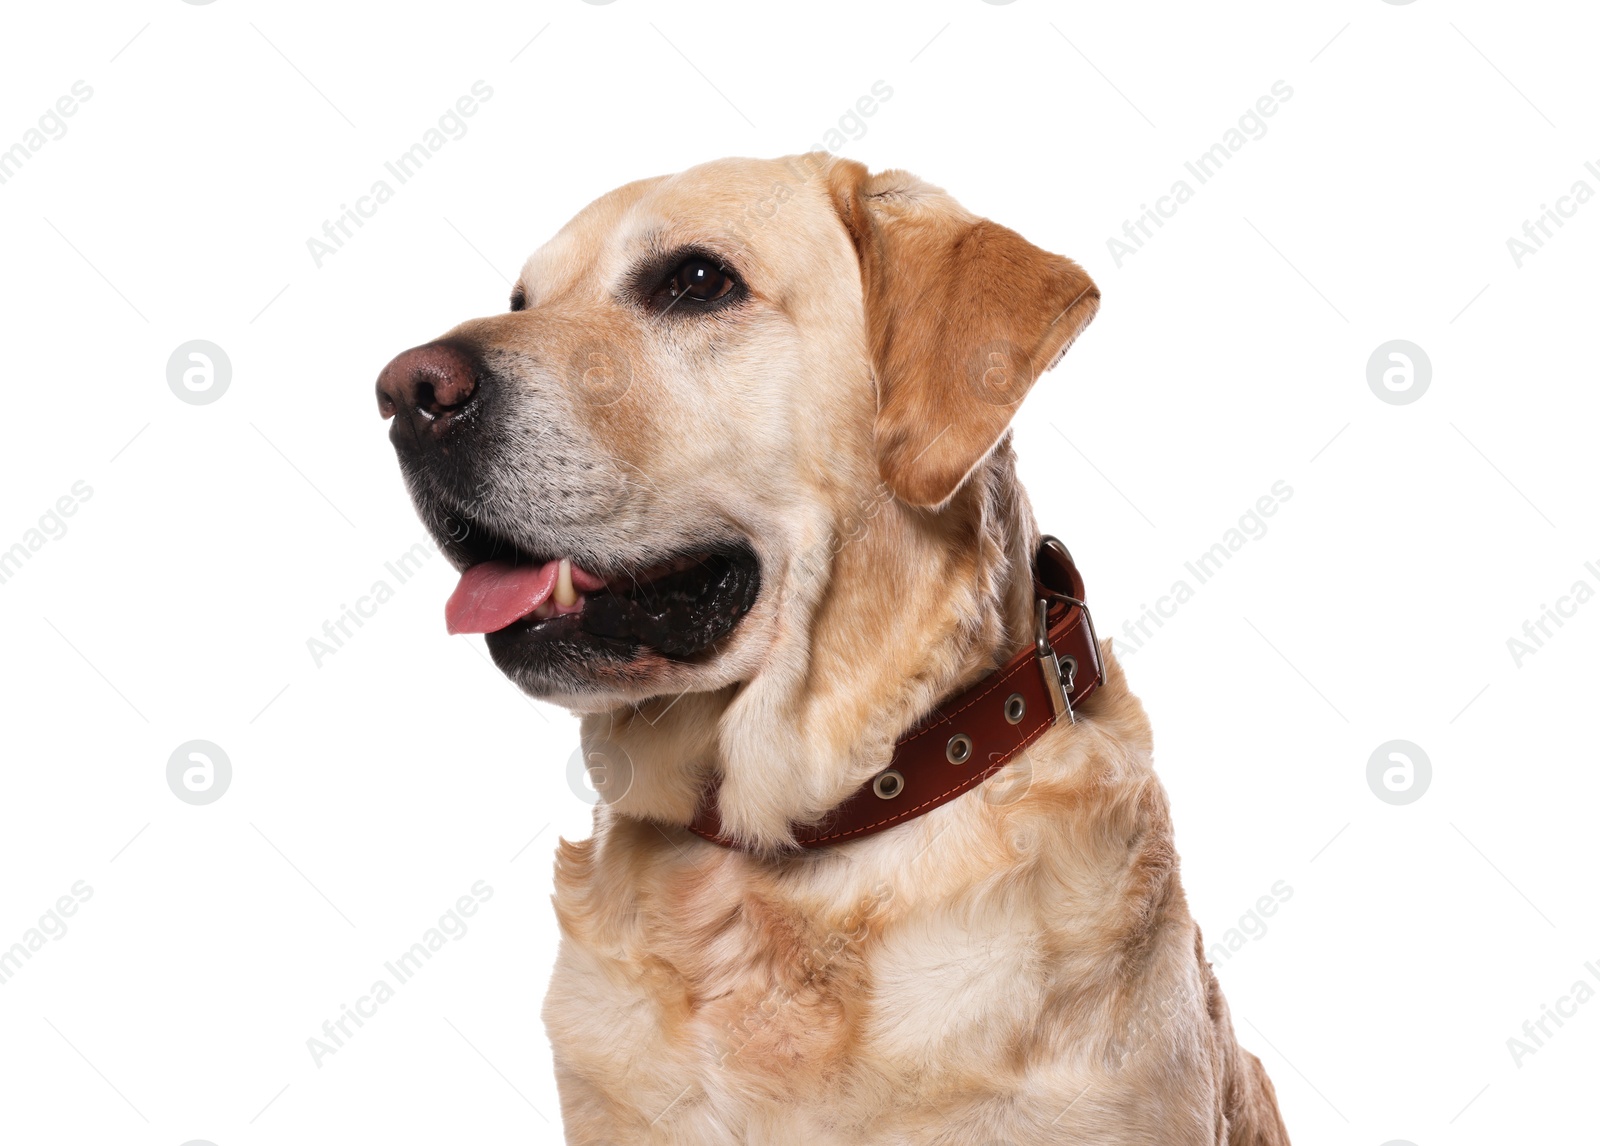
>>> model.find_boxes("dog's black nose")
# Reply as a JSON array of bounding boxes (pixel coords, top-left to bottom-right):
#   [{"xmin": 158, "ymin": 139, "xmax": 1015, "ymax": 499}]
[{"xmin": 376, "ymin": 340, "xmax": 482, "ymax": 444}]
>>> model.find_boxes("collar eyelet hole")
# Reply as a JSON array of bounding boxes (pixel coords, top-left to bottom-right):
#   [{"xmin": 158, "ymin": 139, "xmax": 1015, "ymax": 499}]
[{"xmin": 1004, "ymin": 693, "xmax": 1026, "ymax": 724}]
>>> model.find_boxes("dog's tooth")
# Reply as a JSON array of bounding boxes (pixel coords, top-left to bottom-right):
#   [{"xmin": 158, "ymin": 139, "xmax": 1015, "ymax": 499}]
[
  {"xmin": 554, "ymin": 558, "xmax": 577, "ymax": 607},
  {"xmin": 533, "ymin": 600, "xmax": 555, "ymax": 620}
]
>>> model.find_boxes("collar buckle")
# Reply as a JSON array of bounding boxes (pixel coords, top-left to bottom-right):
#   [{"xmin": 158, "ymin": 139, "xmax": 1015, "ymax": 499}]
[
  {"xmin": 1037, "ymin": 535, "xmax": 1106, "ymax": 690},
  {"xmin": 1036, "ymin": 599, "xmax": 1077, "ymax": 725}
]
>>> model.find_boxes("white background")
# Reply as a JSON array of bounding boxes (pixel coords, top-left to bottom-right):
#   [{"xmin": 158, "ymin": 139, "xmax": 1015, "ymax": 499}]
[{"xmin": 1, "ymin": 1, "xmax": 1596, "ymax": 1143}]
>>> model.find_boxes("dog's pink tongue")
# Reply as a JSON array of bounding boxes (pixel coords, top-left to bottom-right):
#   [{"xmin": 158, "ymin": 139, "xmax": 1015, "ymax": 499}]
[{"xmin": 446, "ymin": 560, "xmax": 559, "ymax": 635}]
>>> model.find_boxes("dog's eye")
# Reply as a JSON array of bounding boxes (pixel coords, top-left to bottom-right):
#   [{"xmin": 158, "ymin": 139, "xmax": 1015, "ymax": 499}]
[{"xmin": 666, "ymin": 258, "xmax": 736, "ymax": 305}]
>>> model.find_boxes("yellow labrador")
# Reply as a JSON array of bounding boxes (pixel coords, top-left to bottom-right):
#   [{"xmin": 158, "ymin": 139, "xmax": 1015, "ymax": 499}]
[{"xmin": 377, "ymin": 155, "xmax": 1290, "ymax": 1145}]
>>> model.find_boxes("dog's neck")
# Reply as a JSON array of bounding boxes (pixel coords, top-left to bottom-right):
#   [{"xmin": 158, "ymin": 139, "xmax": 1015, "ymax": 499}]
[{"xmin": 584, "ymin": 442, "xmax": 1042, "ymax": 851}]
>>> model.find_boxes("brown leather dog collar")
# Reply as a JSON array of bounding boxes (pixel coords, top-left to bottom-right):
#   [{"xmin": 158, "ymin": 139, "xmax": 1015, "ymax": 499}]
[{"xmin": 686, "ymin": 536, "xmax": 1104, "ymax": 850}]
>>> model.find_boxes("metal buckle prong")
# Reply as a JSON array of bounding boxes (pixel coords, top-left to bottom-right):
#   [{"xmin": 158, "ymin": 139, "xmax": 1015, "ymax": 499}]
[{"xmin": 1036, "ymin": 600, "xmax": 1076, "ymax": 725}]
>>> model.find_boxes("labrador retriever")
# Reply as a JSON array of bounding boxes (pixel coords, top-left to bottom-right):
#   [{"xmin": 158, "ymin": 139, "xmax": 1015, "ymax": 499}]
[{"xmin": 376, "ymin": 154, "xmax": 1290, "ymax": 1145}]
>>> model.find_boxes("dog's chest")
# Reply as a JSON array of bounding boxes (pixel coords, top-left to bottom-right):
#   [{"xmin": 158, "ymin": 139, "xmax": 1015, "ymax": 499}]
[{"xmin": 543, "ymin": 830, "xmax": 1208, "ymax": 1144}]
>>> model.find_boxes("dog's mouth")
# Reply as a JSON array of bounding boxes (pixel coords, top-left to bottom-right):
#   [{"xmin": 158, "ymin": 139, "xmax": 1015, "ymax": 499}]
[{"xmin": 438, "ymin": 520, "xmax": 761, "ymax": 668}]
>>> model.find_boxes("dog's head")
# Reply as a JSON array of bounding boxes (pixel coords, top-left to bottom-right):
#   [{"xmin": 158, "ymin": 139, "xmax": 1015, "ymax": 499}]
[{"xmin": 377, "ymin": 155, "xmax": 1098, "ymax": 725}]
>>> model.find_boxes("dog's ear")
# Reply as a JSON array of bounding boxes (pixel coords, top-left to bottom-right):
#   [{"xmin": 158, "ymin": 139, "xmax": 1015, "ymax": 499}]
[{"xmin": 828, "ymin": 159, "xmax": 1100, "ymax": 509}]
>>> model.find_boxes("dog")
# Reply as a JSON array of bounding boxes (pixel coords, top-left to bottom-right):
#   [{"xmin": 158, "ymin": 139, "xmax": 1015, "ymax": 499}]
[{"xmin": 376, "ymin": 154, "xmax": 1290, "ymax": 1145}]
